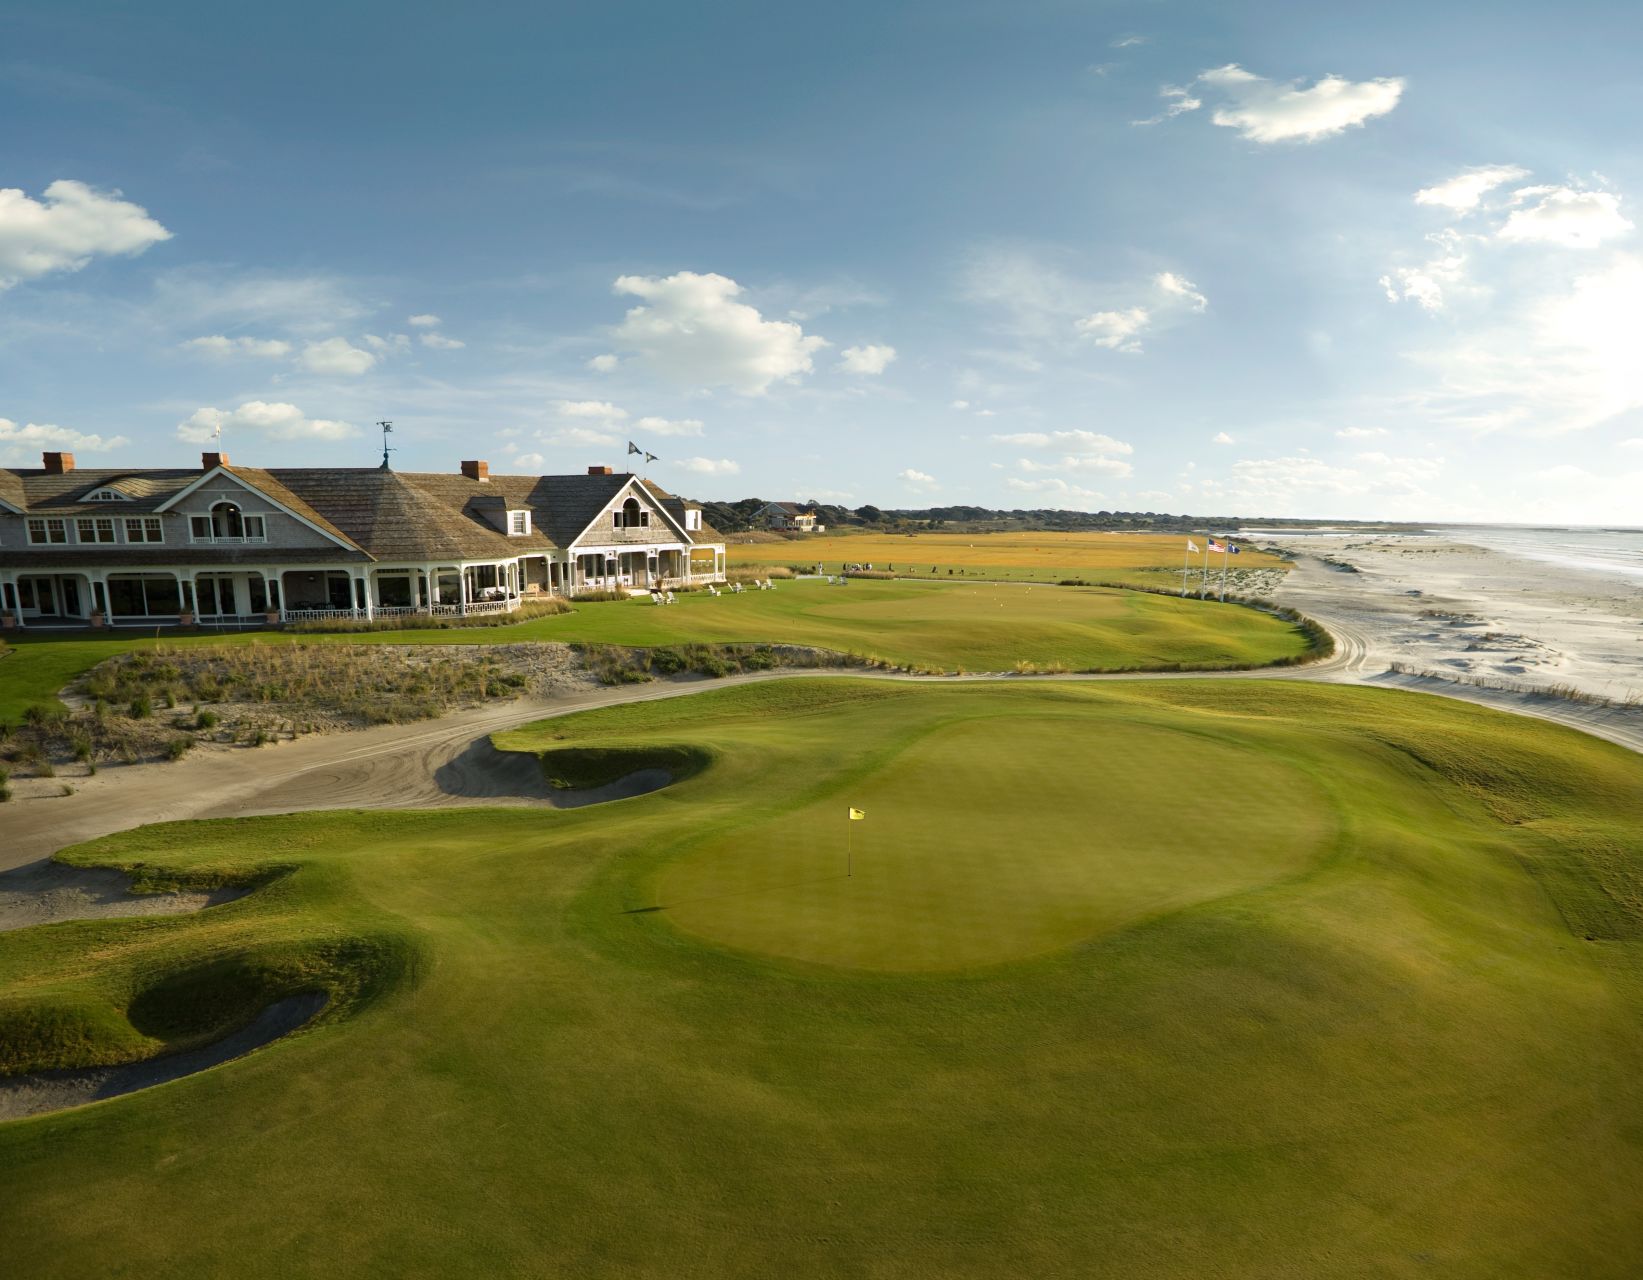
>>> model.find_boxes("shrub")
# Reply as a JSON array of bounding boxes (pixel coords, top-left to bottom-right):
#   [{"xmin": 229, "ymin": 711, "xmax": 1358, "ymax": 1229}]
[
  {"xmin": 166, "ymin": 737, "xmax": 193, "ymax": 761},
  {"xmin": 128, "ymin": 694, "xmax": 153, "ymax": 719},
  {"xmin": 195, "ymin": 708, "xmax": 219, "ymax": 730}
]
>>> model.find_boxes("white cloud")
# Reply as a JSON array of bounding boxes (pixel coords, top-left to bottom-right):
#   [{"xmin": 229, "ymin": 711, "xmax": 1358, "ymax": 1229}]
[
  {"xmin": 420, "ymin": 332, "xmax": 465, "ymax": 350},
  {"xmin": 1617, "ymin": 437, "xmax": 1643, "ymax": 451},
  {"xmin": 1335, "ymin": 426, "xmax": 1388, "ymax": 439},
  {"xmin": 182, "ymin": 335, "xmax": 293, "ymax": 359},
  {"xmin": 0, "ymin": 417, "xmax": 130, "ymax": 458},
  {"xmin": 1380, "ymin": 228, "xmax": 1473, "ymax": 311},
  {"xmin": 1404, "ymin": 254, "xmax": 1643, "ymax": 434},
  {"xmin": 1212, "ymin": 431, "xmax": 1234, "ymax": 444},
  {"xmin": 407, "ymin": 314, "xmax": 441, "ymax": 327},
  {"xmin": 675, "ymin": 456, "xmax": 740, "ymax": 475},
  {"xmin": 149, "ymin": 269, "xmax": 371, "ymax": 336},
  {"xmin": 610, "ymin": 271, "xmax": 828, "ymax": 394},
  {"xmin": 587, "ymin": 353, "xmax": 620, "ymax": 373},
  {"xmin": 1199, "ymin": 453, "xmax": 1443, "ymax": 513},
  {"xmin": 634, "ymin": 415, "xmax": 705, "ymax": 437},
  {"xmin": 1415, "ymin": 165, "xmax": 1530, "ymax": 213},
  {"xmin": 1077, "ymin": 307, "xmax": 1150, "ymax": 352},
  {"xmin": 1194, "ymin": 64, "xmax": 1404, "ymax": 143},
  {"xmin": 1155, "ymin": 271, "xmax": 1208, "ymax": 311},
  {"xmin": 1497, "ymin": 186, "xmax": 1633, "ymax": 249},
  {"xmin": 1132, "ymin": 85, "xmax": 1202, "ymax": 127},
  {"xmin": 838, "ymin": 343, "xmax": 897, "ymax": 375},
  {"xmin": 362, "ymin": 333, "xmax": 411, "ymax": 355},
  {"xmin": 992, "ymin": 429, "xmax": 1134, "ymax": 479},
  {"xmin": 555, "ymin": 400, "xmax": 628, "ymax": 423},
  {"xmin": 548, "ymin": 425, "xmax": 622, "ymax": 448},
  {"xmin": 176, "ymin": 401, "xmax": 356, "ymax": 444},
  {"xmin": 510, "ymin": 451, "xmax": 546, "ymax": 469},
  {"xmin": 0, "ymin": 179, "xmax": 171, "ymax": 290},
  {"xmin": 298, "ymin": 337, "xmax": 377, "ymax": 376},
  {"xmin": 1005, "ymin": 476, "xmax": 1107, "ymax": 503},
  {"xmin": 949, "ymin": 399, "xmax": 970, "ymax": 410},
  {"xmin": 1111, "ymin": 34, "xmax": 1148, "ymax": 48},
  {"xmin": 899, "ymin": 468, "xmax": 939, "ymax": 490},
  {"xmin": 990, "ymin": 429, "xmax": 1133, "ymax": 457}
]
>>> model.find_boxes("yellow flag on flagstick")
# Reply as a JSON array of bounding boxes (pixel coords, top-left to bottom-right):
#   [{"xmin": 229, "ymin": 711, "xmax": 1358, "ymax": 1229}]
[{"xmin": 848, "ymin": 807, "xmax": 866, "ymax": 820}]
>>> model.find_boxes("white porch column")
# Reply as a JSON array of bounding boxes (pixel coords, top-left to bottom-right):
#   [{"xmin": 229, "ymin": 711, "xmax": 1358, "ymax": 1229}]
[
  {"xmin": 231, "ymin": 573, "xmax": 253, "ymax": 617},
  {"xmin": 458, "ymin": 565, "xmax": 469, "ymax": 615}
]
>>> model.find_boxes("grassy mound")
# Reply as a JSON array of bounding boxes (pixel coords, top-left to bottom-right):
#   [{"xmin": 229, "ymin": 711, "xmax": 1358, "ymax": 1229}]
[{"xmin": 4, "ymin": 679, "xmax": 1643, "ymax": 1276}]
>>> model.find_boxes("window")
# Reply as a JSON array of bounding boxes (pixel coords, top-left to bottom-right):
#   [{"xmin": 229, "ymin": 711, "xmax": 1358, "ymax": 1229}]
[
  {"xmin": 125, "ymin": 517, "xmax": 164, "ymax": 544},
  {"xmin": 685, "ymin": 508, "xmax": 701, "ymax": 531},
  {"xmin": 509, "ymin": 510, "xmax": 529, "ymax": 535},
  {"xmin": 617, "ymin": 497, "xmax": 646, "ymax": 528},
  {"xmin": 191, "ymin": 503, "xmax": 266, "ymax": 541},
  {"xmin": 27, "ymin": 517, "xmax": 67, "ymax": 544},
  {"xmin": 83, "ymin": 488, "xmax": 128, "ymax": 502},
  {"xmin": 77, "ymin": 517, "xmax": 117, "ymax": 544}
]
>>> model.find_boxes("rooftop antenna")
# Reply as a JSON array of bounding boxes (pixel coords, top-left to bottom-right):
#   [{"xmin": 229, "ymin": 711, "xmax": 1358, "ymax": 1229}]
[{"xmin": 377, "ymin": 420, "xmax": 395, "ymax": 470}]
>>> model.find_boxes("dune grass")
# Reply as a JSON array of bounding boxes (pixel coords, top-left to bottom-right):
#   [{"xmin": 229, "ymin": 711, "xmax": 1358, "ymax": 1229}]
[
  {"xmin": 731, "ymin": 528, "xmax": 1290, "ymax": 585},
  {"xmin": 3, "ymin": 678, "xmax": 1642, "ymax": 1277},
  {"xmin": 0, "ymin": 578, "xmax": 1313, "ymax": 720}
]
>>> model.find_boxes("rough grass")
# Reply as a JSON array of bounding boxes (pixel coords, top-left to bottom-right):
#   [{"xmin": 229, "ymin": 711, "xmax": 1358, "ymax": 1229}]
[{"xmin": 2, "ymin": 681, "xmax": 1638, "ymax": 1275}]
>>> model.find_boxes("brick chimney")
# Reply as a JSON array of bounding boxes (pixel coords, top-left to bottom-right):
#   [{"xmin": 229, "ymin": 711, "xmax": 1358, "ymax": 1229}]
[
  {"xmin": 588, "ymin": 465, "xmax": 613, "ymax": 476},
  {"xmin": 201, "ymin": 451, "xmax": 229, "ymax": 470},
  {"xmin": 460, "ymin": 459, "xmax": 490, "ymax": 481},
  {"xmin": 42, "ymin": 451, "xmax": 75, "ymax": 473}
]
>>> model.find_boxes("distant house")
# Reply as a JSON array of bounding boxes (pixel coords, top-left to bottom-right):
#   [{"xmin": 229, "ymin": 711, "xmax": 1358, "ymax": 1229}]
[
  {"xmin": 0, "ymin": 451, "xmax": 726, "ymax": 629},
  {"xmin": 755, "ymin": 501, "xmax": 825, "ymax": 533}
]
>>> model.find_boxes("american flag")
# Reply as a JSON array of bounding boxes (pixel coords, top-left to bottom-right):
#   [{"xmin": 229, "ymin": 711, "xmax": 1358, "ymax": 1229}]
[{"xmin": 1206, "ymin": 539, "xmax": 1226, "ymax": 553}]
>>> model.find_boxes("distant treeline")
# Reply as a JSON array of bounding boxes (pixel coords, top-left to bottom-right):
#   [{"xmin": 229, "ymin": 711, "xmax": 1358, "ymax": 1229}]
[{"xmin": 693, "ymin": 496, "xmax": 1416, "ymax": 535}]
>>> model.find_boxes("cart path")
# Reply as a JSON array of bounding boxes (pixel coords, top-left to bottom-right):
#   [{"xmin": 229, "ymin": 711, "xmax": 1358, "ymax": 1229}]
[{"xmin": 5, "ymin": 560, "xmax": 1640, "ymax": 872}]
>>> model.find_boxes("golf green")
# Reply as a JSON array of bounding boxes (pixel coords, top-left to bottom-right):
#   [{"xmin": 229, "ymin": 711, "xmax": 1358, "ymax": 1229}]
[
  {"xmin": 2, "ymin": 678, "xmax": 1642, "ymax": 1278},
  {"xmin": 658, "ymin": 715, "xmax": 1333, "ymax": 969}
]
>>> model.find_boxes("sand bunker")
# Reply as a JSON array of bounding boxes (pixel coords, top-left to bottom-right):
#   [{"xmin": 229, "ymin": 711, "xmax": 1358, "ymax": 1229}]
[
  {"xmin": 0, "ymin": 861, "xmax": 248, "ymax": 933},
  {"xmin": 0, "ymin": 992, "xmax": 326, "ymax": 1122},
  {"xmin": 546, "ymin": 768, "xmax": 672, "ymax": 808}
]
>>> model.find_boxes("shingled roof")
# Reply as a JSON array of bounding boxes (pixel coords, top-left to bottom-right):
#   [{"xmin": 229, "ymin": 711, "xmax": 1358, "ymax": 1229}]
[{"xmin": 0, "ymin": 460, "xmax": 723, "ymax": 563}]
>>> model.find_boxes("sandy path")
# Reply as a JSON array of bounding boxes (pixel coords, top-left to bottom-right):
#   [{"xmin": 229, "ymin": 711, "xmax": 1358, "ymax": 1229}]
[{"xmin": 4, "ymin": 567, "xmax": 1640, "ymax": 875}]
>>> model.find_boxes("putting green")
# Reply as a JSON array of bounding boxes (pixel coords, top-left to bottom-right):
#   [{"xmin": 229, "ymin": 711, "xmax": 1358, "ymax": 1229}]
[{"xmin": 658, "ymin": 716, "xmax": 1334, "ymax": 970}]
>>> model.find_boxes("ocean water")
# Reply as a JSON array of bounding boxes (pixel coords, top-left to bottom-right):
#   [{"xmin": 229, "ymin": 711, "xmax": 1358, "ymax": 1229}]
[{"xmin": 1437, "ymin": 525, "xmax": 1643, "ymax": 582}]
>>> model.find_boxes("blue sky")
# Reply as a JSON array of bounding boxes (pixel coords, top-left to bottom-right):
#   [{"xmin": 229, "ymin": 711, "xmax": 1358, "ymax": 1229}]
[{"xmin": 2, "ymin": 0, "xmax": 1640, "ymax": 521}]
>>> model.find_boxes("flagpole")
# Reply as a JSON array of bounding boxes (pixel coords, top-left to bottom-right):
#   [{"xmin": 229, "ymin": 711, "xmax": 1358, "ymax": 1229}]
[
  {"xmin": 1199, "ymin": 540, "xmax": 1211, "ymax": 598},
  {"xmin": 1219, "ymin": 543, "xmax": 1231, "ymax": 602},
  {"xmin": 1180, "ymin": 541, "xmax": 1190, "ymax": 596}
]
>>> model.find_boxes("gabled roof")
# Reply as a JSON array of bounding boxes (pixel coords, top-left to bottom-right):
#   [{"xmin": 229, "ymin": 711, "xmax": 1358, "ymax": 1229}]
[
  {"xmin": 0, "ymin": 461, "xmax": 726, "ymax": 561},
  {"xmin": 761, "ymin": 501, "xmax": 814, "ymax": 516}
]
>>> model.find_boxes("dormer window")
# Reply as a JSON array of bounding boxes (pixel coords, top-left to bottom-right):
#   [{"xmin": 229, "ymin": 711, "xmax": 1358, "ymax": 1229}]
[
  {"xmin": 613, "ymin": 496, "xmax": 649, "ymax": 529},
  {"xmin": 508, "ymin": 510, "xmax": 530, "ymax": 536},
  {"xmin": 83, "ymin": 487, "xmax": 129, "ymax": 502},
  {"xmin": 685, "ymin": 508, "xmax": 701, "ymax": 531},
  {"xmin": 190, "ymin": 501, "xmax": 266, "ymax": 542}
]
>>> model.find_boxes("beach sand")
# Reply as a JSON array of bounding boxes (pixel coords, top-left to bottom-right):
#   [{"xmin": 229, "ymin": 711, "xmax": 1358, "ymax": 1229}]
[{"xmin": 1270, "ymin": 533, "xmax": 1643, "ymax": 702}]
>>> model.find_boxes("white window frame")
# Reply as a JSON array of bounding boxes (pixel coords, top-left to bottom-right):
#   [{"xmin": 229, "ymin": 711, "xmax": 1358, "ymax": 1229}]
[
  {"xmin": 509, "ymin": 510, "xmax": 530, "ymax": 536},
  {"xmin": 125, "ymin": 516, "xmax": 164, "ymax": 544},
  {"xmin": 76, "ymin": 516, "xmax": 118, "ymax": 544},
  {"xmin": 27, "ymin": 517, "xmax": 68, "ymax": 545},
  {"xmin": 83, "ymin": 488, "xmax": 129, "ymax": 502}
]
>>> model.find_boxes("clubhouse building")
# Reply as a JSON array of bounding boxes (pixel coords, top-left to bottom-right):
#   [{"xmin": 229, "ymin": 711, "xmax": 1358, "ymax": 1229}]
[{"xmin": 0, "ymin": 451, "xmax": 727, "ymax": 630}]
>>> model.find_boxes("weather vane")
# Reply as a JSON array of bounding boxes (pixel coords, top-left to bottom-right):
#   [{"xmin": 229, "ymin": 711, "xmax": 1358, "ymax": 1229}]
[{"xmin": 378, "ymin": 420, "xmax": 395, "ymax": 470}]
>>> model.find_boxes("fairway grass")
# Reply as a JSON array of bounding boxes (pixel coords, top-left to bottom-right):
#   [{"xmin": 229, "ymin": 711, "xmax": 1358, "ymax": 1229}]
[
  {"xmin": 0, "ymin": 577, "xmax": 1313, "ymax": 719},
  {"xmin": 4, "ymin": 679, "xmax": 1643, "ymax": 1276},
  {"xmin": 730, "ymin": 528, "xmax": 1291, "ymax": 586}
]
